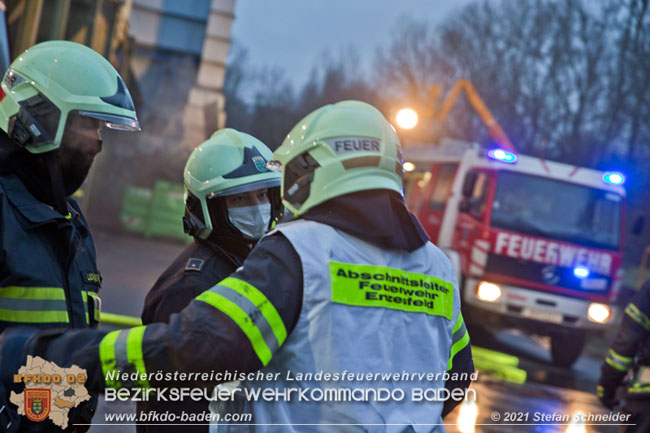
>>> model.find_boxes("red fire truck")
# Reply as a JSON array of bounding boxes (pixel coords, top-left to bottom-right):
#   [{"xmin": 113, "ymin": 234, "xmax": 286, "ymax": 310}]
[
  {"xmin": 404, "ymin": 139, "xmax": 625, "ymax": 366},
  {"xmin": 400, "ymin": 81, "xmax": 627, "ymax": 366}
]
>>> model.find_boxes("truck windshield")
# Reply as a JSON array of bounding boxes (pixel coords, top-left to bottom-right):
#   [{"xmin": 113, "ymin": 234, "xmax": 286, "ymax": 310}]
[{"xmin": 491, "ymin": 171, "xmax": 622, "ymax": 250}]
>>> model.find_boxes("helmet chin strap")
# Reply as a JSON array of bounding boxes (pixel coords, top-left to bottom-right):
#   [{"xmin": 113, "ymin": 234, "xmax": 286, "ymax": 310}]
[{"xmin": 43, "ymin": 152, "xmax": 69, "ymax": 215}]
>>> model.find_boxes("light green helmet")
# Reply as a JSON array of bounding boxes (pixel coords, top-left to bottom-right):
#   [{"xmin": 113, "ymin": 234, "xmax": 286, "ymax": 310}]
[
  {"xmin": 271, "ymin": 100, "xmax": 404, "ymax": 215},
  {"xmin": 0, "ymin": 40, "xmax": 139, "ymax": 153},
  {"xmin": 183, "ymin": 128, "xmax": 283, "ymax": 240}
]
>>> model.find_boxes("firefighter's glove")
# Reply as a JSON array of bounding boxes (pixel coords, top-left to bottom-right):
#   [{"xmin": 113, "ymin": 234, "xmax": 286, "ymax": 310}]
[{"xmin": 596, "ymin": 385, "xmax": 619, "ymax": 410}]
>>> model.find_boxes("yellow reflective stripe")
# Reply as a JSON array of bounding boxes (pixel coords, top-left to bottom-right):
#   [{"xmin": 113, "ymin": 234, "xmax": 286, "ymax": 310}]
[
  {"xmin": 609, "ymin": 349, "xmax": 632, "ymax": 365},
  {"xmin": 448, "ymin": 314, "xmax": 470, "ymax": 371},
  {"xmin": 0, "ymin": 309, "xmax": 68, "ymax": 323},
  {"xmin": 0, "ymin": 286, "xmax": 69, "ymax": 323},
  {"xmin": 82, "ymin": 291, "xmax": 89, "ymax": 324},
  {"xmin": 126, "ymin": 326, "xmax": 150, "ymax": 388},
  {"xmin": 625, "ymin": 303, "xmax": 650, "ymax": 331},
  {"xmin": 99, "ymin": 330, "xmax": 122, "ymax": 389},
  {"xmin": 628, "ymin": 385, "xmax": 650, "ymax": 393},
  {"xmin": 606, "ymin": 357, "xmax": 627, "ymax": 372},
  {"xmin": 453, "ymin": 312, "xmax": 464, "ymax": 333},
  {"xmin": 448, "ymin": 332, "xmax": 470, "ymax": 371},
  {"xmin": 0, "ymin": 286, "xmax": 66, "ymax": 300},
  {"xmin": 196, "ymin": 291, "xmax": 273, "ymax": 366},
  {"xmin": 219, "ymin": 277, "xmax": 287, "ymax": 345}
]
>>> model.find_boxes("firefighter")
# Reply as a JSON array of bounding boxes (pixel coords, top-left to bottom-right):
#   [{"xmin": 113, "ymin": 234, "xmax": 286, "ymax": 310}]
[
  {"xmin": 1, "ymin": 101, "xmax": 473, "ymax": 431},
  {"xmin": 598, "ymin": 281, "xmax": 650, "ymax": 433},
  {"xmin": 136, "ymin": 129, "xmax": 282, "ymax": 433},
  {"xmin": 0, "ymin": 40, "xmax": 139, "ymax": 432}
]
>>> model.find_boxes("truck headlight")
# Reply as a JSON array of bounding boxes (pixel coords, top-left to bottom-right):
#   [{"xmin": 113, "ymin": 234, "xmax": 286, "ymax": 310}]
[
  {"xmin": 587, "ymin": 303, "xmax": 610, "ymax": 323},
  {"xmin": 477, "ymin": 281, "xmax": 502, "ymax": 302}
]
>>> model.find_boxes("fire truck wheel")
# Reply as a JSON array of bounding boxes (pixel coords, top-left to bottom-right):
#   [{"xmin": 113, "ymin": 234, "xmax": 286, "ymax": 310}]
[{"xmin": 550, "ymin": 331, "xmax": 586, "ymax": 367}]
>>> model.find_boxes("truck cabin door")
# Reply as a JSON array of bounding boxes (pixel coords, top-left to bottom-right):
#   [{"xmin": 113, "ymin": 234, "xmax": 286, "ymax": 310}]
[
  {"xmin": 453, "ymin": 169, "xmax": 495, "ymax": 270},
  {"xmin": 404, "ymin": 163, "xmax": 458, "ymax": 244}
]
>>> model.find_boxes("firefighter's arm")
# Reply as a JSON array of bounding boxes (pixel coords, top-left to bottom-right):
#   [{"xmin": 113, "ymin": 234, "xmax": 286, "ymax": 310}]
[
  {"xmin": 10, "ymin": 233, "xmax": 303, "ymax": 394},
  {"xmin": 598, "ymin": 284, "xmax": 650, "ymax": 405},
  {"xmin": 109, "ymin": 232, "xmax": 303, "ymax": 391},
  {"xmin": 442, "ymin": 311, "xmax": 472, "ymax": 417}
]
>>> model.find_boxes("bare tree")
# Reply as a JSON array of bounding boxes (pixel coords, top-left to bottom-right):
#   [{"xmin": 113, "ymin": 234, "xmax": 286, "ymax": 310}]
[
  {"xmin": 375, "ymin": 0, "xmax": 646, "ymax": 168},
  {"xmin": 226, "ymin": 48, "xmax": 379, "ymax": 150}
]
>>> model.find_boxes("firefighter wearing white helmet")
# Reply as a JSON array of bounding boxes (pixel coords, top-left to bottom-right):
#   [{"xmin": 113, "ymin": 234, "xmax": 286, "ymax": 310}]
[
  {"xmin": 137, "ymin": 129, "xmax": 282, "ymax": 433},
  {"xmin": 0, "ymin": 101, "xmax": 473, "ymax": 433}
]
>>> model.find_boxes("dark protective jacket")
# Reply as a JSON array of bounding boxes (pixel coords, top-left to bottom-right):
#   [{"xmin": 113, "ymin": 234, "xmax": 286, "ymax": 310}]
[
  {"xmin": 137, "ymin": 238, "xmax": 249, "ymax": 433},
  {"xmin": 18, "ymin": 190, "xmax": 474, "ymax": 424},
  {"xmin": 599, "ymin": 281, "xmax": 650, "ymax": 411},
  {"xmin": 0, "ymin": 173, "xmax": 102, "ymax": 332}
]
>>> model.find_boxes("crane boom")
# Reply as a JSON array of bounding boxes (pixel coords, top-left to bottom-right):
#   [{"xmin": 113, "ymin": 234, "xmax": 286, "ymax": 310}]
[{"xmin": 435, "ymin": 79, "xmax": 516, "ymax": 153}]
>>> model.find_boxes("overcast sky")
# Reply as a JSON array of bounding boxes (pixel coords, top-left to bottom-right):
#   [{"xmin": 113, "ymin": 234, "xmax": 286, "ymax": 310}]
[{"xmin": 230, "ymin": 0, "xmax": 475, "ymax": 89}]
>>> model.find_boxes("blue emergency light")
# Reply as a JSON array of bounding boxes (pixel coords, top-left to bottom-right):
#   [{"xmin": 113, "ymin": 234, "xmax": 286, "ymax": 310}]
[
  {"xmin": 573, "ymin": 267, "xmax": 590, "ymax": 278},
  {"xmin": 487, "ymin": 148, "xmax": 517, "ymax": 164},
  {"xmin": 602, "ymin": 172, "xmax": 625, "ymax": 185}
]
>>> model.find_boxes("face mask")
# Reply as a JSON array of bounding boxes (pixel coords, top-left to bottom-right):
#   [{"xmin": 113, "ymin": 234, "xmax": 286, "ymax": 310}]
[{"xmin": 228, "ymin": 203, "xmax": 272, "ymax": 240}]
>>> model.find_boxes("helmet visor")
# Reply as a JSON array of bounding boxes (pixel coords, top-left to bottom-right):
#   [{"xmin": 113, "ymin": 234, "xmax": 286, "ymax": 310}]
[
  {"xmin": 78, "ymin": 110, "xmax": 141, "ymax": 131},
  {"xmin": 208, "ymin": 178, "xmax": 281, "ymax": 198}
]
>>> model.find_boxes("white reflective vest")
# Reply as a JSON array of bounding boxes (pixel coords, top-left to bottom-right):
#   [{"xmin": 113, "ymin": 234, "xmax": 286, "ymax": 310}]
[{"xmin": 211, "ymin": 220, "xmax": 462, "ymax": 433}]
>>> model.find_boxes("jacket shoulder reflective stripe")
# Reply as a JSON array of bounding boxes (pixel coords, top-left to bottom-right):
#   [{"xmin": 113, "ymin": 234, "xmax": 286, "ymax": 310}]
[
  {"xmin": 214, "ymin": 277, "xmax": 287, "ymax": 344},
  {"xmin": 196, "ymin": 277, "xmax": 287, "ymax": 366},
  {"xmin": 197, "ymin": 291, "xmax": 273, "ymax": 366}
]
